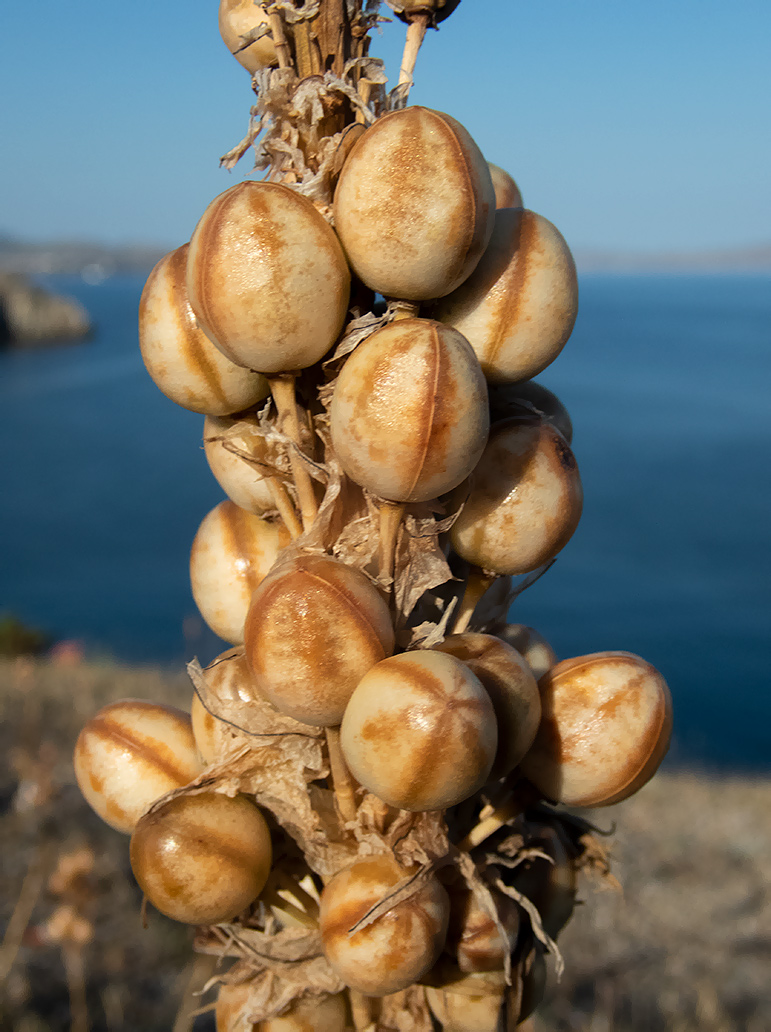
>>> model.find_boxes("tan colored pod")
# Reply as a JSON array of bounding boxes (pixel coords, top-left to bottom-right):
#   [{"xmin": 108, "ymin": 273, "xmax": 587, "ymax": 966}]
[
  {"xmin": 434, "ymin": 633, "xmax": 541, "ymax": 780},
  {"xmin": 73, "ymin": 700, "xmax": 202, "ymax": 834},
  {"xmin": 130, "ymin": 791, "xmax": 272, "ymax": 925},
  {"xmin": 329, "ymin": 319, "xmax": 489, "ymax": 503},
  {"xmin": 488, "ymin": 162, "xmax": 523, "ymax": 210},
  {"xmin": 190, "ymin": 501, "xmax": 290, "ymax": 645},
  {"xmin": 191, "ymin": 648, "xmax": 261, "ymax": 763},
  {"xmin": 333, "ymin": 107, "xmax": 495, "ymax": 300},
  {"xmin": 450, "ymin": 420, "xmax": 583, "ymax": 576},
  {"xmin": 521, "ymin": 652, "xmax": 673, "ymax": 807},
  {"xmin": 504, "ymin": 823, "xmax": 575, "ymax": 940},
  {"xmin": 496, "ymin": 623, "xmax": 557, "ymax": 682},
  {"xmin": 435, "ymin": 208, "xmax": 578, "ymax": 384},
  {"xmin": 319, "ymin": 854, "xmax": 449, "ymax": 996},
  {"xmin": 244, "ymin": 554, "xmax": 395, "ymax": 726},
  {"xmin": 187, "ymin": 182, "xmax": 350, "ymax": 373},
  {"xmin": 390, "ymin": 0, "xmax": 461, "ymax": 24},
  {"xmin": 138, "ymin": 244, "xmax": 269, "ymax": 415},
  {"xmin": 216, "ymin": 984, "xmax": 348, "ymax": 1031},
  {"xmin": 204, "ymin": 414, "xmax": 277, "ymax": 515},
  {"xmin": 425, "ymin": 981, "xmax": 507, "ymax": 1032},
  {"xmin": 218, "ymin": 0, "xmax": 278, "ymax": 74},
  {"xmin": 340, "ymin": 650, "xmax": 497, "ymax": 811},
  {"xmin": 445, "ymin": 883, "xmax": 520, "ymax": 974},
  {"xmin": 489, "ymin": 379, "xmax": 573, "ymax": 444}
]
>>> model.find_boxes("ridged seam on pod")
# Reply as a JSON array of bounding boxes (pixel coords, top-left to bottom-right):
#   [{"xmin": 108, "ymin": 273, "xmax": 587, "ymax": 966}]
[
  {"xmin": 218, "ymin": 0, "xmax": 278, "ymax": 74},
  {"xmin": 521, "ymin": 651, "xmax": 673, "ymax": 807},
  {"xmin": 450, "ymin": 419, "xmax": 583, "ymax": 576},
  {"xmin": 330, "ymin": 318, "xmax": 490, "ymax": 503},
  {"xmin": 244, "ymin": 554, "xmax": 395, "ymax": 726},
  {"xmin": 138, "ymin": 244, "xmax": 269, "ymax": 415},
  {"xmin": 73, "ymin": 700, "xmax": 202, "ymax": 834},
  {"xmin": 187, "ymin": 182, "xmax": 351, "ymax": 374},
  {"xmin": 488, "ymin": 162, "xmax": 523, "ymax": 210},
  {"xmin": 434, "ymin": 209, "xmax": 578, "ymax": 384},
  {"xmin": 333, "ymin": 107, "xmax": 495, "ymax": 300},
  {"xmin": 339, "ymin": 650, "xmax": 497, "ymax": 811},
  {"xmin": 190, "ymin": 500, "xmax": 291, "ymax": 645},
  {"xmin": 203, "ymin": 414, "xmax": 276, "ymax": 515},
  {"xmin": 319, "ymin": 854, "xmax": 450, "ymax": 996}
]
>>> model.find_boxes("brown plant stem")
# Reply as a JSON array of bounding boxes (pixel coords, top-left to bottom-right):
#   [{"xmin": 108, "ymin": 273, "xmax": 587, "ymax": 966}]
[
  {"xmin": 0, "ymin": 841, "xmax": 52, "ymax": 983},
  {"xmin": 267, "ymin": 11, "xmax": 293, "ymax": 70},
  {"xmin": 263, "ymin": 889, "xmax": 319, "ymax": 929},
  {"xmin": 397, "ymin": 13, "xmax": 430, "ymax": 96},
  {"xmin": 62, "ymin": 943, "xmax": 89, "ymax": 1032},
  {"xmin": 451, "ymin": 567, "xmax": 496, "ymax": 635},
  {"xmin": 325, "ymin": 726, "xmax": 359, "ymax": 823},
  {"xmin": 274, "ymin": 870, "xmax": 320, "ymax": 919},
  {"xmin": 349, "ymin": 989, "xmax": 375, "ymax": 1029},
  {"xmin": 457, "ymin": 792, "xmax": 519, "ymax": 853},
  {"xmin": 378, "ymin": 500, "xmax": 405, "ymax": 586},
  {"xmin": 172, "ymin": 954, "xmax": 219, "ymax": 1032},
  {"xmin": 268, "ymin": 374, "xmax": 319, "ymax": 531},
  {"xmin": 268, "ymin": 477, "xmax": 303, "ymax": 538}
]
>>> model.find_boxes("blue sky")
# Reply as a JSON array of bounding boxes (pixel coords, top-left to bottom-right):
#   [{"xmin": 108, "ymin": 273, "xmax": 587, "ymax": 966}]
[{"xmin": 1, "ymin": 0, "xmax": 769, "ymax": 252}]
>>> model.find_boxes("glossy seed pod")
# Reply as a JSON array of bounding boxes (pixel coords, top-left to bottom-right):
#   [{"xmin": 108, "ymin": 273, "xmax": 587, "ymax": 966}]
[
  {"xmin": 434, "ymin": 633, "xmax": 541, "ymax": 780},
  {"xmin": 488, "ymin": 163, "xmax": 523, "ymax": 210},
  {"xmin": 130, "ymin": 792, "xmax": 272, "ymax": 925},
  {"xmin": 187, "ymin": 182, "xmax": 350, "ymax": 373},
  {"xmin": 191, "ymin": 649, "xmax": 258, "ymax": 764},
  {"xmin": 333, "ymin": 108, "xmax": 495, "ymax": 300},
  {"xmin": 521, "ymin": 652, "xmax": 673, "ymax": 807},
  {"xmin": 330, "ymin": 319, "xmax": 489, "ymax": 503},
  {"xmin": 320, "ymin": 854, "xmax": 449, "ymax": 996},
  {"xmin": 190, "ymin": 501, "xmax": 290, "ymax": 645},
  {"xmin": 450, "ymin": 420, "xmax": 583, "ymax": 576},
  {"xmin": 138, "ymin": 244, "xmax": 269, "ymax": 415},
  {"xmin": 504, "ymin": 823, "xmax": 575, "ymax": 940},
  {"xmin": 425, "ymin": 980, "xmax": 507, "ymax": 1032},
  {"xmin": 496, "ymin": 624, "xmax": 557, "ymax": 682},
  {"xmin": 218, "ymin": 0, "xmax": 278, "ymax": 74},
  {"xmin": 74, "ymin": 700, "xmax": 202, "ymax": 834},
  {"xmin": 390, "ymin": 0, "xmax": 461, "ymax": 23},
  {"xmin": 435, "ymin": 209, "xmax": 578, "ymax": 384},
  {"xmin": 204, "ymin": 414, "xmax": 277, "ymax": 515},
  {"xmin": 489, "ymin": 379, "xmax": 573, "ymax": 444},
  {"xmin": 244, "ymin": 554, "xmax": 394, "ymax": 726},
  {"xmin": 216, "ymin": 984, "xmax": 348, "ymax": 1031},
  {"xmin": 445, "ymin": 883, "xmax": 520, "ymax": 974},
  {"xmin": 340, "ymin": 651, "xmax": 497, "ymax": 811}
]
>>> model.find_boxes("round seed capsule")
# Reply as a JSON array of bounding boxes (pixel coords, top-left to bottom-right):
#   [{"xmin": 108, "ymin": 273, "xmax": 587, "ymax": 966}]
[
  {"xmin": 488, "ymin": 163, "xmax": 523, "ymax": 209},
  {"xmin": 434, "ymin": 633, "xmax": 541, "ymax": 780},
  {"xmin": 191, "ymin": 649, "xmax": 258, "ymax": 764},
  {"xmin": 434, "ymin": 209, "xmax": 578, "ymax": 384},
  {"xmin": 190, "ymin": 501, "xmax": 290, "ymax": 645},
  {"xmin": 340, "ymin": 651, "xmax": 497, "ymax": 811},
  {"xmin": 445, "ymin": 883, "xmax": 520, "ymax": 974},
  {"xmin": 138, "ymin": 244, "xmax": 269, "ymax": 415},
  {"xmin": 130, "ymin": 791, "xmax": 272, "ymax": 925},
  {"xmin": 218, "ymin": 0, "xmax": 278, "ymax": 74},
  {"xmin": 74, "ymin": 700, "xmax": 202, "ymax": 834},
  {"xmin": 216, "ymin": 984, "xmax": 348, "ymax": 1031},
  {"xmin": 333, "ymin": 107, "xmax": 495, "ymax": 300},
  {"xmin": 496, "ymin": 624, "xmax": 557, "ymax": 682},
  {"xmin": 204, "ymin": 414, "xmax": 277, "ymax": 516},
  {"xmin": 391, "ymin": 0, "xmax": 461, "ymax": 23},
  {"xmin": 450, "ymin": 420, "xmax": 583, "ymax": 576},
  {"xmin": 330, "ymin": 319, "xmax": 489, "ymax": 503},
  {"xmin": 319, "ymin": 854, "xmax": 449, "ymax": 996},
  {"xmin": 187, "ymin": 182, "xmax": 350, "ymax": 374},
  {"xmin": 425, "ymin": 979, "xmax": 506, "ymax": 1032},
  {"xmin": 521, "ymin": 652, "xmax": 673, "ymax": 807},
  {"xmin": 489, "ymin": 379, "xmax": 573, "ymax": 444},
  {"xmin": 244, "ymin": 554, "xmax": 395, "ymax": 726}
]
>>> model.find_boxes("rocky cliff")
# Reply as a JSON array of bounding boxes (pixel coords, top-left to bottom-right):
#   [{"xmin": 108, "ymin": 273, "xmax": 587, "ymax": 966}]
[{"xmin": 0, "ymin": 273, "xmax": 92, "ymax": 346}]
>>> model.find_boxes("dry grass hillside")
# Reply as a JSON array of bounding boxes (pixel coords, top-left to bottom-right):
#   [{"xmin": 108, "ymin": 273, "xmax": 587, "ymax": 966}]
[{"xmin": 0, "ymin": 657, "xmax": 769, "ymax": 1031}]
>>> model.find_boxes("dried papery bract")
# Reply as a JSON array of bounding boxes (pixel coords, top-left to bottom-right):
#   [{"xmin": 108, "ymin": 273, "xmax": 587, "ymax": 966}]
[
  {"xmin": 244, "ymin": 554, "xmax": 395, "ymax": 727},
  {"xmin": 218, "ymin": 0, "xmax": 278, "ymax": 74},
  {"xmin": 488, "ymin": 162, "xmax": 523, "ymax": 210},
  {"xmin": 330, "ymin": 319, "xmax": 489, "ymax": 503},
  {"xmin": 215, "ymin": 984, "xmax": 348, "ymax": 1031},
  {"xmin": 445, "ymin": 883, "xmax": 520, "ymax": 974},
  {"xmin": 187, "ymin": 182, "xmax": 350, "ymax": 374},
  {"xmin": 204, "ymin": 414, "xmax": 279, "ymax": 516},
  {"xmin": 489, "ymin": 380, "xmax": 573, "ymax": 444},
  {"xmin": 503, "ymin": 823, "xmax": 576, "ymax": 941},
  {"xmin": 434, "ymin": 633, "xmax": 541, "ymax": 780},
  {"xmin": 190, "ymin": 500, "xmax": 291, "ymax": 645},
  {"xmin": 130, "ymin": 792, "xmax": 272, "ymax": 925},
  {"xmin": 435, "ymin": 208, "xmax": 578, "ymax": 384},
  {"xmin": 191, "ymin": 648, "xmax": 259, "ymax": 764},
  {"xmin": 319, "ymin": 854, "xmax": 449, "ymax": 995},
  {"xmin": 73, "ymin": 700, "xmax": 202, "ymax": 834},
  {"xmin": 138, "ymin": 244, "xmax": 269, "ymax": 415},
  {"xmin": 333, "ymin": 107, "xmax": 495, "ymax": 300},
  {"xmin": 340, "ymin": 651, "xmax": 497, "ymax": 811},
  {"xmin": 450, "ymin": 420, "xmax": 583, "ymax": 576},
  {"xmin": 496, "ymin": 624, "xmax": 557, "ymax": 682},
  {"xmin": 521, "ymin": 652, "xmax": 673, "ymax": 807}
]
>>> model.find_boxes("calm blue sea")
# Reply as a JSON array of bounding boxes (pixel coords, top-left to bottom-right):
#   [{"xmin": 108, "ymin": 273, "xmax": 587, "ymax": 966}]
[{"xmin": 1, "ymin": 273, "xmax": 769, "ymax": 771}]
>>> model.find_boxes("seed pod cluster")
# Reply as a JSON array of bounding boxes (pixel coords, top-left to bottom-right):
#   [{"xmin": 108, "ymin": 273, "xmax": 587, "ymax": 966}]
[{"xmin": 76, "ymin": 6, "xmax": 672, "ymax": 1029}]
